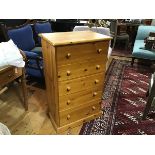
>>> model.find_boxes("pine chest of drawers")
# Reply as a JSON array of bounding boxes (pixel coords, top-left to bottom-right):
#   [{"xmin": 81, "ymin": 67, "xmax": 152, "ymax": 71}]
[{"xmin": 40, "ymin": 31, "xmax": 111, "ymax": 133}]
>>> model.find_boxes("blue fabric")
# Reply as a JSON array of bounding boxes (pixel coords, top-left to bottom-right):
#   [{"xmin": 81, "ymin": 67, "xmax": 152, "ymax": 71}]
[
  {"xmin": 27, "ymin": 59, "xmax": 43, "ymax": 66},
  {"xmin": 133, "ymin": 40, "xmax": 155, "ymax": 60},
  {"xmin": 8, "ymin": 25, "xmax": 35, "ymax": 51},
  {"xmin": 23, "ymin": 50, "xmax": 43, "ymax": 79},
  {"xmin": 136, "ymin": 26, "xmax": 155, "ymax": 40},
  {"xmin": 34, "ymin": 22, "xmax": 52, "ymax": 44},
  {"xmin": 26, "ymin": 57, "xmax": 43, "ymax": 79},
  {"xmin": 26, "ymin": 68, "xmax": 42, "ymax": 78},
  {"xmin": 24, "ymin": 51, "xmax": 38, "ymax": 59},
  {"xmin": 31, "ymin": 46, "xmax": 42, "ymax": 56}
]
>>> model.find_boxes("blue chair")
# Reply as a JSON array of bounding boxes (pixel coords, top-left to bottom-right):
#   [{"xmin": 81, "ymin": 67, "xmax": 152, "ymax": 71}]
[
  {"xmin": 131, "ymin": 25, "xmax": 155, "ymax": 65},
  {"xmin": 34, "ymin": 22, "xmax": 52, "ymax": 46},
  {"xmin": 7, "ymin": 24, "xmax": 44, "ymax": 79}
]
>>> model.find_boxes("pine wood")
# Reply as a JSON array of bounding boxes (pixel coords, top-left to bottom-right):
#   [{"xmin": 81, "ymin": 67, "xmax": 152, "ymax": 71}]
[
  {"xmin": 39, "ymin": 31, "xmax": 111, "ymax": 46},
  {"xmin": 40, "ymin": 31, "xmax": 111, "ymax": 133},
  {"xmin": 41, "ymin": 39, "xmax": 59, "ymax": 126},
  {"xmin": 56, "ymin": 41, "xmax": 109, "ymax": 66},
  {"xmin": 58, "ymin": 59, "xmax": 107, "ymax": 81},
  {"xmin": 58, "ymin": 72, "xmax": 105, "ymax": 96},
  {"xmin": 59, "ymin": 100, "xmax": 101, "ymax": 126},
  {"xmin": 49, "ymin": 111, "xmax": 101, "ymax": 134},
  {"xmin": 59, "ymin": 89, "xmax": 102, "ymax": 111}
]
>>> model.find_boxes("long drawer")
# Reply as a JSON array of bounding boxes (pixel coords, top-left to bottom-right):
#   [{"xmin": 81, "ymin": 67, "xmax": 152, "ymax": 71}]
[
  {"xmin": 59, "ymin": 100, "xmax": 101, "ymax": 126},
  {"xmin": 58, "ymin": 59, "xmax": 107, "ymax": 81},
  {"xmin": 58, "ymin": 72, "xmax": 105, "ymax": 96},
  {"xmin": 59, "ymin": 88, "xmax": 103, "ymax": 111},
  {"xmin": 56, "ymin": 41, "xmax": 109, "ymax": 66},
  {"xmin": 0, "ymin": 67, "xmax": 22, "ymax": 86}
]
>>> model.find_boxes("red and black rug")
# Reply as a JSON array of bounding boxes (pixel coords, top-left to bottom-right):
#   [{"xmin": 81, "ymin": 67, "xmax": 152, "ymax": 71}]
[{"xmin": 79, "ymin": 59, "xmax": 155, "ymax": 135}]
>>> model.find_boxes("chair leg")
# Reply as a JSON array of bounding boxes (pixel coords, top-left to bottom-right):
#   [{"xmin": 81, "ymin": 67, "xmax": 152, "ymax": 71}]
[
  {"xmin": 146, "ymin": 89, "xmax": 149, "ymax": 97},
  {"xmin": 21, "ymin": 68, "xmax": 28, "ymax": 111},
  {"xmin": 131, "ymin": 57, "xmax": 135, "ymax": 66},
  {"xmin": 112, "ymin": 37, "xmax": 116, "ymax": 50},
  {"xmin": 142, "ymin": 97, "xmax": 153, "ymax": 120}
]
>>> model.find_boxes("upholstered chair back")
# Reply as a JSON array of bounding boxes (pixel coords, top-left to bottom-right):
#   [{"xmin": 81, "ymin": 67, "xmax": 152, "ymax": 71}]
[
  {"xmin": 136, "ymin": 26, "xmax": 155, "ymax": 40},
  {"xmin": 34, "ymin": 22, "xmax": 52, "ymax": 44},
  {"xmin": 7, "ymin": 25, "xmax": 35, "ymax": 51}
]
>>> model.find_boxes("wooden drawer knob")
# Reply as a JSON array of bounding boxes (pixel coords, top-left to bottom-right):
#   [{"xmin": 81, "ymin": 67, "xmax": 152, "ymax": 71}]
[
  {"xmin": 83, "ymin": 119, "xmax": 86, "ymax": 123},
  {"xmin": 67, "ymin": 70, "xmax": 71, "ymax": 76},
  {"xmin": 67, "ymin": 100, "xmax": 71, "ymax": 105},
  {"xmin": 96, "ymin": 65, "xmax": 100, "ymax": 70},
  {"xmin": 67, "ymin": 87, "xmax": 71, "ymax": 92},
  {"xmin": 67, "ymin": 115, "xmax": 71, "ymax": 120},
  {"xmin": 97, "ymin": 49, "xmax": 102, "ymax": 54},
  {"xmin": 94, "ymin": 79, "xmax": 99, "ymax": 84},
  {"xmin": 92, "ymin": 106, "xmax": 96, "ymax": 110},
  {"xmin": 66, "ymin": 53, "xmax": 71, "ymax": 59},
  {"xmin": 93, "ymin": 92, "xmax": 97, "ymax": 96}
]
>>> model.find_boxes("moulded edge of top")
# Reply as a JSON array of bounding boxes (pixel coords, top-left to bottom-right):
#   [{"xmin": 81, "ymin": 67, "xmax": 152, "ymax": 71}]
[{"xmin": 39, "ymin": 31, "xmax": 112, "ymax": 46}]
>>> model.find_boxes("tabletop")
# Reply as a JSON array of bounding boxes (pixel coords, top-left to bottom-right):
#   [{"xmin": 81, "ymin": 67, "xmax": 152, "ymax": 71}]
[{"xmin": 40, "ymin": 31, "xmax": 112, "ymax": 46}]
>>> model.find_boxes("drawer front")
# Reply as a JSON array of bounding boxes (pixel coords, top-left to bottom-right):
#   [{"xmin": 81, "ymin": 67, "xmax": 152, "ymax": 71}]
[
  {"xmin": 58, "ymin": 59, "xmax": 107, "ymax": 81},
  {"xmin": 59, "ymin": 88, "xmax": 103, "ymax": 111},
  {"xmin": 56, "ymin": 41, "xmax": 109, "ymax": 66},
  {"xmin": 59, "ymin": 100, "xmax": 101, "ymax": 126},
  {"xmin": 58, "ymin": 72, "xmax": 105, "ymax": 96},
  {"xmin": 0, "ymin": 67, "xmax": 22, "ymax": 86},
  {"xmin": 0, "ymin": 68, "xmax": 15, "ymax": 85}
]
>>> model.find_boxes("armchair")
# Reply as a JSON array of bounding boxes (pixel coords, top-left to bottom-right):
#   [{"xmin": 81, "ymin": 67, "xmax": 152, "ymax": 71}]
[
  {"xmin": 27, "ymin": 20, "xmax": 53, "ymax": 55},
  {"xmin": 33, "ymin": 21, "xmax": 52, "ymax": 46},
  {"xmin": 109, "ymin": 19, "xmax": 129, "ymax": 50},
  {"xmin": 131, "ymin": 26, "xmax": 155, "ymax": 66},
  {"xmin": 4, "ymin": 24, "xmax": 44, "ymax": 79}
]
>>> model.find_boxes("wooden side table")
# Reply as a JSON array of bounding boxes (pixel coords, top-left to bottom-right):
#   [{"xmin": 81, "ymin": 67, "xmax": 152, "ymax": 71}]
[{"xmin": 0, "ymin": 66, "xmax": 28, "ymax": 110}]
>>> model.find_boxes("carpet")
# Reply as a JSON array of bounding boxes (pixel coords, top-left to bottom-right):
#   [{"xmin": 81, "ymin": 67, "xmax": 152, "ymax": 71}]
[
  {"xmin": 111, "ymin": 48, "xmax": 132, "ymax": 57},
  {"xmin": 79, "ymin": 59, "xmax": 155, "ymax": 135}
]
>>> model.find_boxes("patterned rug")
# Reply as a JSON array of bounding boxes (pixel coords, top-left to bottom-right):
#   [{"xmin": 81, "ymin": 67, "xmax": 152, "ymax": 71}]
[{"xmin": 79, "ymin": 59, "xmax": 155, "ymax": 135}]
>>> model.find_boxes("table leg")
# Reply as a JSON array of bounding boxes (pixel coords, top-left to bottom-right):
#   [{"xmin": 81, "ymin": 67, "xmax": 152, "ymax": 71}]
[{"xmin": 21, "ymin": 68, "xmax": 28, "ymax": 110}]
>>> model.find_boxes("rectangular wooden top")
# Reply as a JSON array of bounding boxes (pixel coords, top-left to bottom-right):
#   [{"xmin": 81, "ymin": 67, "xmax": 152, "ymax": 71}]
[{"xmin": 39, "ymin": 31, "xmax": 112, "ymax": 46}]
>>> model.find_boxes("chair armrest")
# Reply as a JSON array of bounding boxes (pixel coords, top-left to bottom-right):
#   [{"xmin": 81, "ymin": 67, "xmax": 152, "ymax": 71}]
[
  {"xmin": 23, "ymin": 51, "xmax": 43, "ymax": 60},
  {"xmin": 19, "ymin": 49, "xmax": 27, "ymax": 61}
]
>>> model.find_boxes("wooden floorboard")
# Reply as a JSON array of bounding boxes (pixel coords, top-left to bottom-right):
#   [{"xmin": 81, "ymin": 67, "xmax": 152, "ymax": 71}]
[{"xmin": 0, "ymin": 81, "xmax": 83, "ymax": 135}]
